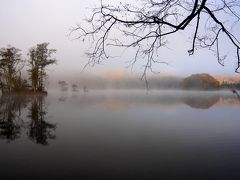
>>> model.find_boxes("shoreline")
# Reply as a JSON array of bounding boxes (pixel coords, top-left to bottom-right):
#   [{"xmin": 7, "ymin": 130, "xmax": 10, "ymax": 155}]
[{"xmin": 1, "ymin": 90, "xmax": 48, "ymax": 96}]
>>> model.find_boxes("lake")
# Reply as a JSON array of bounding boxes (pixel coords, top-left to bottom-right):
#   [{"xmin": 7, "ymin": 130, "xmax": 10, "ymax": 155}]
[{"xmin": 0, "ymin": 90, "xmax": 240, "ymax": 179}]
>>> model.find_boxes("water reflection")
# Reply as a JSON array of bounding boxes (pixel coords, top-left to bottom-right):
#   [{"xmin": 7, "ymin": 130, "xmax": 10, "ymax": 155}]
[
  {"xmin": 27, "ymin": 96, "xmax": 56, "ymax": 145},
  {"xmin": 1, "ymin": 90, "xmax": 240, "ymax": 179},
  {"xmin": 0, "ymin": 95, "xmax": 56, "ymax": 145},
  {"xmin": 0, "ymin": 96, "xmax": 28, "ymax": 141},
  {"xmin": 183, "ymin": 93, "xmax": 220, "ymax": 109},
  {"xmin": 57, "ymin": 90, "xmax": 239, "ymax": 110}
]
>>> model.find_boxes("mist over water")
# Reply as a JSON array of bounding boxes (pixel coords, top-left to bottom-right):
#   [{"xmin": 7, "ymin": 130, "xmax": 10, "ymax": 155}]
[
  {"xmin": 0, "ymin": 90, "xmax": 240, "ymax": 179},
  {"xmin": 1, "ymin": 0, "xmax": 240, "ymax": 179},
  {"xmin": 49, "ymin": 74, "xmax": 183, "ymax": 91}
]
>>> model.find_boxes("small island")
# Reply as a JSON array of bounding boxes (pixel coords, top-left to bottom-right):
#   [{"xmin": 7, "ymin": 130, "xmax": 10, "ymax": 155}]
[
  {"xmin": 181, "ymin": 73, "xmax": 220, "ymax": 90},
  {"xmin": 0, "ymin": 43, "xmax": 56, "ymax": 95}
]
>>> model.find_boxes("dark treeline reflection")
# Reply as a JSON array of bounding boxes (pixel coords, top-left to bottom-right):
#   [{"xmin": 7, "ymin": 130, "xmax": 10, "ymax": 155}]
[
  {"xmin": 27, "ymin": 96, "xmax": 56, "ymax": 145},
  {"xmin": 183, "ymin": 93, "xmax": 220, "ymax": 109},
  {"xmin": 0, "ymin": 96, "xmax": 28, "ymax": 141},
  {"xmin": 0, "ymin": 95, "xmax": 56, "ymax": 145}
]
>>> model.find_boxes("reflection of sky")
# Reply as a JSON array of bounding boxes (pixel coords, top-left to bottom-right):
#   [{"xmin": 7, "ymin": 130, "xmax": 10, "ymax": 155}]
[
  {"xmin": 0, "ymin": 0, "xmax": 239, "ymax": 79},
  {"xmin": 52, "ymin": 90, "xmax": 240, "ymax": 110}
]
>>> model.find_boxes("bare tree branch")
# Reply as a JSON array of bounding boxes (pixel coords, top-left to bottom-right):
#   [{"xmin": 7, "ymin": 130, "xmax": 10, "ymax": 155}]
[{"xmin": 72, "ymin": 0, "xmax": 240, "ymax": 76}]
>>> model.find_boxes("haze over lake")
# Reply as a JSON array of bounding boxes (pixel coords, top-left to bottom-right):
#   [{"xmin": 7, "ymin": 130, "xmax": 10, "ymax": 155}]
[
  {"xmin": 1, "ymin": 0, "xmax": 240, "ymax": 179},
  {"xmin": 0, "ymin": 90, "xmax": 240, "ymax": 179}
]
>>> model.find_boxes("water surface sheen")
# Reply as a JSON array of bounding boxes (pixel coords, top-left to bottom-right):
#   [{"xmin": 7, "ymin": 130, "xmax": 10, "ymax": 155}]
[{"xmin": 0, "ymin": 90, "xmax": 240, "ymax": 179}]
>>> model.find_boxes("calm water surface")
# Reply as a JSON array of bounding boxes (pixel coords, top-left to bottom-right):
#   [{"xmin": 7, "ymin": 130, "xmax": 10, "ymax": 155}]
[{"xmin": 0, "ymin": 90, "xmax": 240, "ymax": 179}]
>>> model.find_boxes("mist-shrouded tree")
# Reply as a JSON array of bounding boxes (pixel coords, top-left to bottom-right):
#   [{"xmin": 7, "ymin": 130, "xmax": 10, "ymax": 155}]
[
  {"xmin": 28, "ymin": 43, "xmax": 57, "ymax": 92},
  {"xmin": 0, "ymin": 45, "xmax": 24, "ymax": 93},
  {"xmin": 58, "ymin": 80, "xmax": 68, "ymax": 91},
  {"xmin": 73, "ymin": 0, "xmax": 240, "ymax": 78},
  {"xmin": 71, "ymin": 84, "xmax": 79, "ymax": 91}
]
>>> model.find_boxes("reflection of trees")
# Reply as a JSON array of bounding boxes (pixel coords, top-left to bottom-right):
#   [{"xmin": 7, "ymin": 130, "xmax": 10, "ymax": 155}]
[
  {"xmin": 183, "ymin": 94, "xmax": 220, "ymax": 109},
  {"xmin": 0, "ymin": 96, "xmax": 28, "ymax": 141},
  {"xmin": 58, "ymin": 96, "xmax": 67, "ymax": 102},
  {"xmin": 27, "ymin": 96, "xmax": 56, "ymax": 145},
  {"xmin": 0, "ymin": 95, "xmax": 56, "ymax": 145}
]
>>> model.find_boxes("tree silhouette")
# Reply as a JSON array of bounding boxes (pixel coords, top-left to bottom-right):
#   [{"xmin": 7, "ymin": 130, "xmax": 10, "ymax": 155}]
[
  {"xmin": 58, "ymin": 80, "xmax": 68, "ymax": 91},
  {"xmin": 28, "ymin": 43, "xmax": 57, "ymax": 92},
  {"xmin": 71, "ymin": 84, "xmax": 79, "ymax": 92},
  {"xmin": 74, "ymin": 0, "xmax": 240, "ymax": 77},
  {"xmin": 0, "ymin": 46, "xmax": 24, "ymax": 93}
]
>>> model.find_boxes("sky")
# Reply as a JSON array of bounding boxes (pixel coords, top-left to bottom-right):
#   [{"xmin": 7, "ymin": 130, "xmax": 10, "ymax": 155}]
[{"xmin": 0, "ymin": 0, "xmax": 239, "ymax": 81}]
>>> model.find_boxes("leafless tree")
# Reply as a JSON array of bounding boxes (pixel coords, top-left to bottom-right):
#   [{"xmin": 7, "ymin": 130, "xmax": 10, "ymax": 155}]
[{"xmin": 73, "ymin": 0, "xmax": 240, "ymax": 78}]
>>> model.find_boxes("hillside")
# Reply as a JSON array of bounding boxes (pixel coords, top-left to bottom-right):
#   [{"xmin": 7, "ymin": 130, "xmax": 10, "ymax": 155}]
[{"xmin": 181, "ymin": 74, "xmax": 220, "ymax": 90}]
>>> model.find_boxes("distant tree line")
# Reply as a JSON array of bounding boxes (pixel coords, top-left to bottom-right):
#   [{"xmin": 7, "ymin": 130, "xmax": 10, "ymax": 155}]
[
  {"xmin": 0, "ymin": 43, "xmax": 56, "ymax": 94},
  {"xmin": 220, "ymin": 81, "xmax": 240, "ymax": 90},
  {"xmin": 56, "ymin": 74, "xmax": 240, "ymax": 91}
]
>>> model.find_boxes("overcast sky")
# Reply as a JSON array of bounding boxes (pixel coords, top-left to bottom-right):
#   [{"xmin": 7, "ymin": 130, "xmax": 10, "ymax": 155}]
[{"xmin": 0, "ymin": 0, "xmax": 239, "ymax": 79}]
